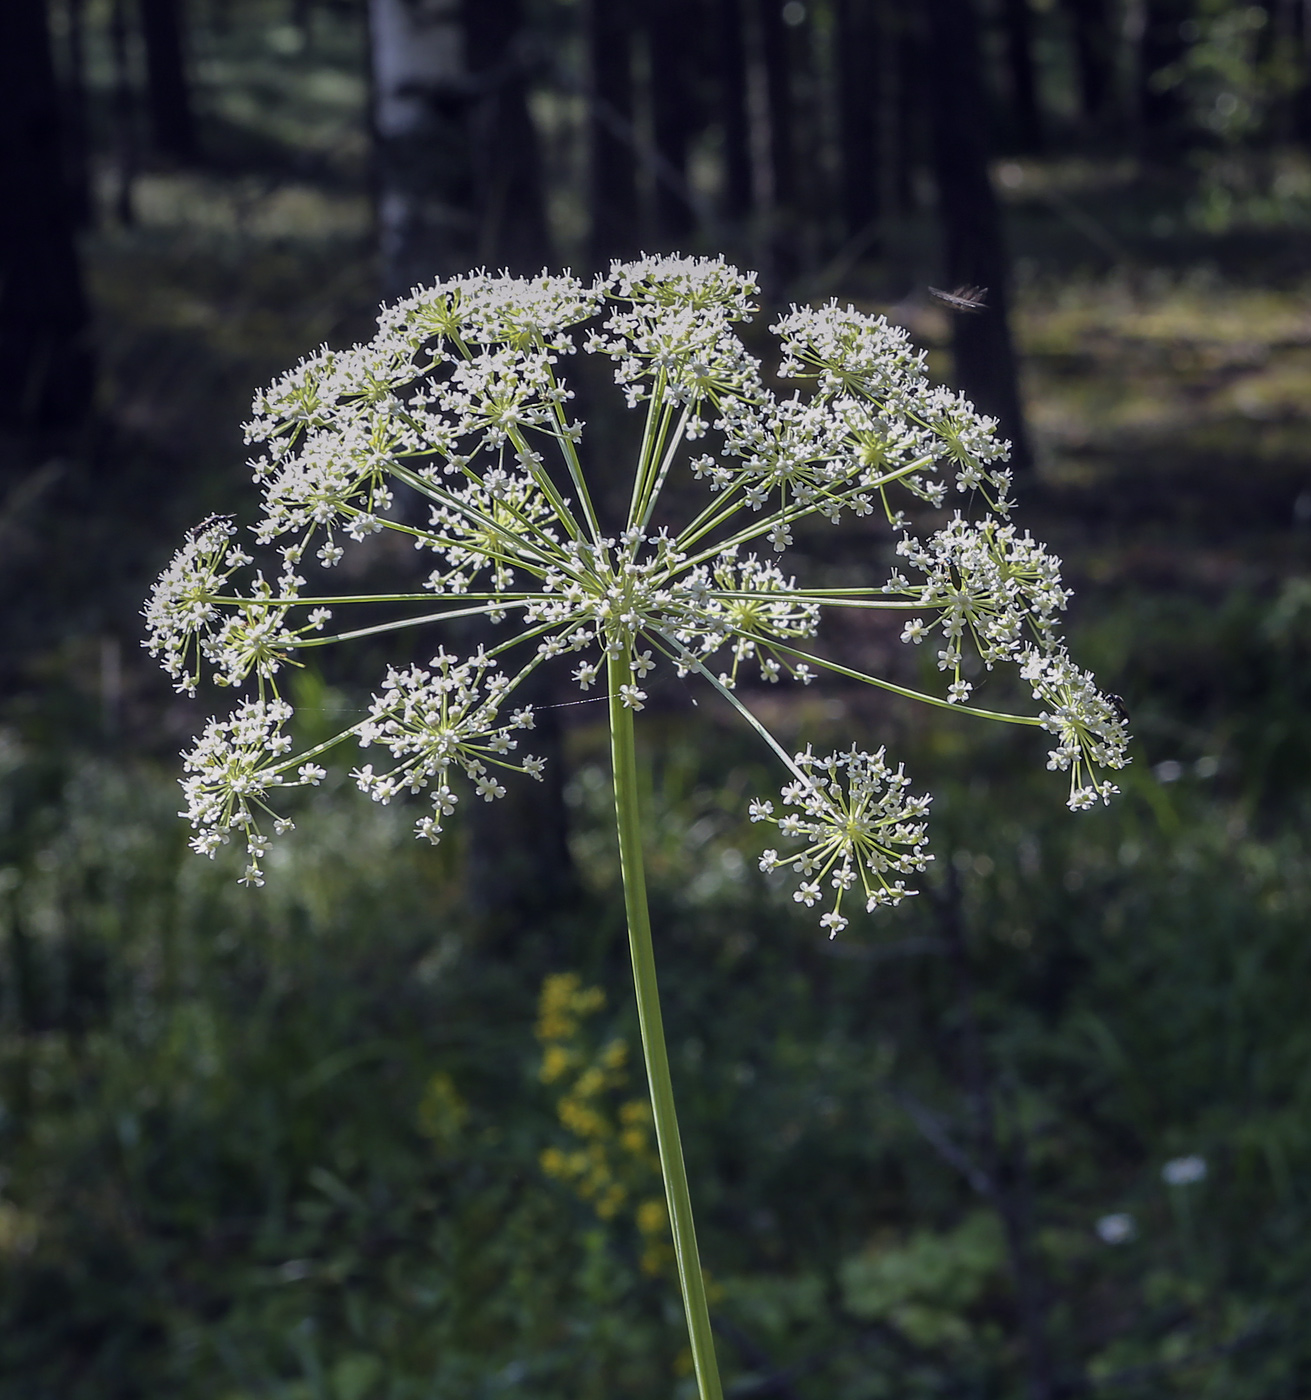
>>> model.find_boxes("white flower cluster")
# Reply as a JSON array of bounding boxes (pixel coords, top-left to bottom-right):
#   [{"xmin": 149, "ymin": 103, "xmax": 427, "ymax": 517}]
[
  {"xmin": 146, "ymin": 255, "xmax": 1129, "ymax": 921},
  {"xmin": 352, "ymin": 649, "xmax": 543, "ymax": 844},
  {"xmin": 1021, "ymin": 649, "xmax": 1127, "ymax": 809},
  {"xmin": 179, "ymin": 698, "xmax": 327, "ymax": 886},
  {"xmin": 888, "ymin": 516, "xmax": 1070, "ymax": 697},
  {"xmin": 145, "ymin": 516, "xmax": 334, "ymax": 696},
  {"xmin": 773, "ymin": 302, "xmax": 1014, "ymax": 513},
  {"xmin": 751, "ymin": 747, "xmax": 932, "ymax": 935},
  {"xmin": 587, "ymin": 257, "xmax": 761, "ymax": 409}
]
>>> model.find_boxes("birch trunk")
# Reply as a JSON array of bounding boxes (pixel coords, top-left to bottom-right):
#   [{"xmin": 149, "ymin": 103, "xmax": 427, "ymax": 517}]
[{"xmin": 368, "ymin": 0, "xmax": 472, "ymax": 296}]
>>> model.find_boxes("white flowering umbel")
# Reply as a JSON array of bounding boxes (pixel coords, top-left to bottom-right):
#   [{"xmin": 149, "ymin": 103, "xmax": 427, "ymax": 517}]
[
  {"xmin": 752, "ymin": 747, "xmax": 932, "ymax": 934},
  {"xmin": 145, "ymin": 256, "xmax": 1128, "ymax": 1400},
  {"xmin": 145, "ymin": 257, "xmax": 1126, "ymax": 897}
]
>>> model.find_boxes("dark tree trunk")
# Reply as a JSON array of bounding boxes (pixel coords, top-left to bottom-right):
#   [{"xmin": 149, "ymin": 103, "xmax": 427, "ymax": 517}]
[
  {"xmin": 1000, "ymin": 0, "xmax": 1043, "ymax": 152},
  {"xmin": 1297, "ymin": 1, "xmax": 1311, "ymax": 145},
  {"xmin": 716, "ymin": 0, "xmax": 752, "ymax": 223},
  {"xmin": 646, "ymin": 0, "xmax": 697, "ymax": 244},
  {"xmin": 883, "ymin": 7, "xmax": 923, "ymax": 217},
  {"xmin": 0, "ymin": 0, "xmax": 95, "ymax": 432},
  {"xmin": 139, "ymin": 0, "xmax": 198, "ymax": 162},
  {"xmin": 587, "ymin": 0, "xmax": 639, "ymax": 267},
  {"xmin": 110, "ymin": 0, "xmax": 139, "ymax": 226},
  {"xmin": 463, "ymin": 0, "xmax": 550, "ymax": 272},
  {"xmin": 1063, "ymin": 0, "xmax": 1112, "ymax": 130},
  {"xmin": 923, "ymin": 0, "xmax": 1031, "ymax": 473},
  {"xmin": 1138, "ymin": 0, "xmax": 1188, "ymax": 143},
  {"xmin": 755, "ymin": 0, "xmax": 797, "ymax": 288},
  {"xmin": 61, "ymin": 0, "xmax": 94, "ymax": 226},
  {"xmin": 756, "ymin": 0, "xmax": 793, "ymax": 210},
  {"xmin": 834, "ymin": 0, "xmax": 880, "ymax": 243},
  {"xmin": 368, "ymin": 0, "xmax": 473, "ymax": 296}
]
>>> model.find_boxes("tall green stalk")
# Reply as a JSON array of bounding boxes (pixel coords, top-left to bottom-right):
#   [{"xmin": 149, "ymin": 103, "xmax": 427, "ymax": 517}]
[{"xmin": 607, "ymin": 650, "xmax": 724, "ymax": 1400}]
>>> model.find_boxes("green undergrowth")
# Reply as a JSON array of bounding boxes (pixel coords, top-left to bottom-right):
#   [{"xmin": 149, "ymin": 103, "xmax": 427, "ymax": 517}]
[{"xmin": 3, "ymin": 576, "xmax": 1311, "ymax": 1397}]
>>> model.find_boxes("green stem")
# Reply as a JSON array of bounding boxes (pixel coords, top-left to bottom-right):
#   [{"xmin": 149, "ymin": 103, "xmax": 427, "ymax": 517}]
[{"xmin": 607, "ymin": 650, "xmax": 724, "ymax": 1400}]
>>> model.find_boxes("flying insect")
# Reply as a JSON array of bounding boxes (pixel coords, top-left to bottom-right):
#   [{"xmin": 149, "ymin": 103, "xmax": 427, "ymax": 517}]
[{"xmin": 928, "ymin": 285, "xmax": 989, "ymax": 313}]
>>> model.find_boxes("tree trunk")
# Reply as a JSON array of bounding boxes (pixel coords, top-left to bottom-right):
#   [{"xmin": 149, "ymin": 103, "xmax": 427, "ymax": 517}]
[
  {"xmin": 463, "ymin": 0, "xmax": 550, "ymax": 272},
  {"xmin": 834, "ymin": 0, "xmax": 880, "ymax": 245},
  {"xmin": 1137, "ymin": 0, "xmax": 1188, "ymax": 145},
  {"xmin": 368, "ymin": 0, "xmax": 474, "ymax": 296},
  {"xmin": 0, "ymin": 0, "xmax": 94, "ymax": 433},
  {"xmin": 61, "ymin": 0, "xmax": 94, "ymax": 226},
  {"xmin": 587, "ymin": 0, "xmax": 639, "ymax": 267},
  {"xmin": 1000, "ymin": 0, "xmax": 1043, "ymax": 153},
  {"xmin": 923, "ymin": 0, "xmax": 1031, "ymax": 474},
  {"xmin": 755, "ymin": 0, "xmax": 797, "ymax": 289},
  {"xmin": 646, "ymin": 0, "xmax": 697, "ymax": 244},
  {"xmin": 716, "ymin": 0, "xmax": 752, "ymax": 224},
  {"xmin": 139, "ymin": 0, "xmax": 198, "ymax": 162},
  {"xmin": 1063, "ymin": 0, "xmax": 1112, "ymax": 131},
  {"xmin": 889, "ymin": 8, "xmax": 922, "ymax": 215},
  {"xmin": 110, "ymin": 0, "xmax": 139, "ymax": 225}
]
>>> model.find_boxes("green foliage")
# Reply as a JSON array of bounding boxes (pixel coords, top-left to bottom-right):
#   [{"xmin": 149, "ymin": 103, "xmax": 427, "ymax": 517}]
[
  {"xmin": 840, "ymin": 1213, "xmax": 1006, "ymax": 1349},
  {"xmin": 0, "ymin": 745, "xmax": 684, "ymax": 1398},
  {"xmin": 5, "ymin": 588, "xmax": 1311, "ymax": 1397}
]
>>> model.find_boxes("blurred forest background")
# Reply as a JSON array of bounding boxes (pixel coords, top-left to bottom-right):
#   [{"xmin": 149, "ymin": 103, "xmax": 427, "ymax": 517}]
[{"xmin": 4, "ymin": 0, "xmax": 1311, "ymax": 1396}]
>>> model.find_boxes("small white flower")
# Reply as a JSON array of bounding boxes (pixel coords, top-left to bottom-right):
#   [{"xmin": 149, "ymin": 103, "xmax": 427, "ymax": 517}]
[
  {"xmin": 1095, "ymin": 1213, "xmax": 1136, "ymax": 1245},
  {"xmin": 768, "ymin": 521, "xmax": 793, "ymax": 551},
  {"xmin": 1162, "ymin": 1155, "xmax": 1207, "ymax": 1187},
  {"xmin": 619, "ymin": 684, "xmax": 647, "ymax": 711}
]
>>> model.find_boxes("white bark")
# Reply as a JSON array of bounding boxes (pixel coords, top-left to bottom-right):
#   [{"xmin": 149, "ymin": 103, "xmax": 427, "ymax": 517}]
[{"xmin": 367, "ymin": 0, "xmax": 470, "ymax": 292}]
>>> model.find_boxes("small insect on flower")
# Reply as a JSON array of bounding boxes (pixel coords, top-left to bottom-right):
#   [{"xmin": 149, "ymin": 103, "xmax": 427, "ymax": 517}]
[
  {"xmin": 1107, "ymin": 693, "xmax": 1130, "ymax": 726},
  {"xmin": 928, "ymin": 285, "xmax": 989, "ymax": 314}
]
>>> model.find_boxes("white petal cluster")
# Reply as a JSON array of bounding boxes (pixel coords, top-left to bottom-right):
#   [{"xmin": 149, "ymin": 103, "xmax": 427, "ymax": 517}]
[
  {"xmin": 752, "ymin": 747, "xmax": 933, "ymax": 934},
  {"xmin": 145, "ymin": 518, "xmax": 330, "ymax": 694},
  {"xmin": 587, "ymin": 256, "xmax": 762, "ymax": 408},
  {"xmin": 146, "ymin": 256, "xmax": 1128, "ymax": 902},
  {"xmin": 144, "ymin": 517, "xmax": 249, "ymax": 694},
  {"xmin": 353, "ymin": 649, "xmax": 544, "ymax": 844},
  {"xmin": 772, "ymin": 302, "xmax": 1014, "ymax": 512},
  {"xmin": 179, "ymin": 698, "xmax": 325, "ymax": 886},
  {"xmin": 382, "ymin": 269, "xmax": 602, "ymax": 354},
  {"xmin": 698, "ymin": 550, "xmax": 819, "ymax": 687},
  {"xmin": 1020, "ymin": 649, "xmax": 1128, "ymax": 808},
  {"xmin": 889, "ymin": 515, "xmax": 1070, "ymax": 700}
]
